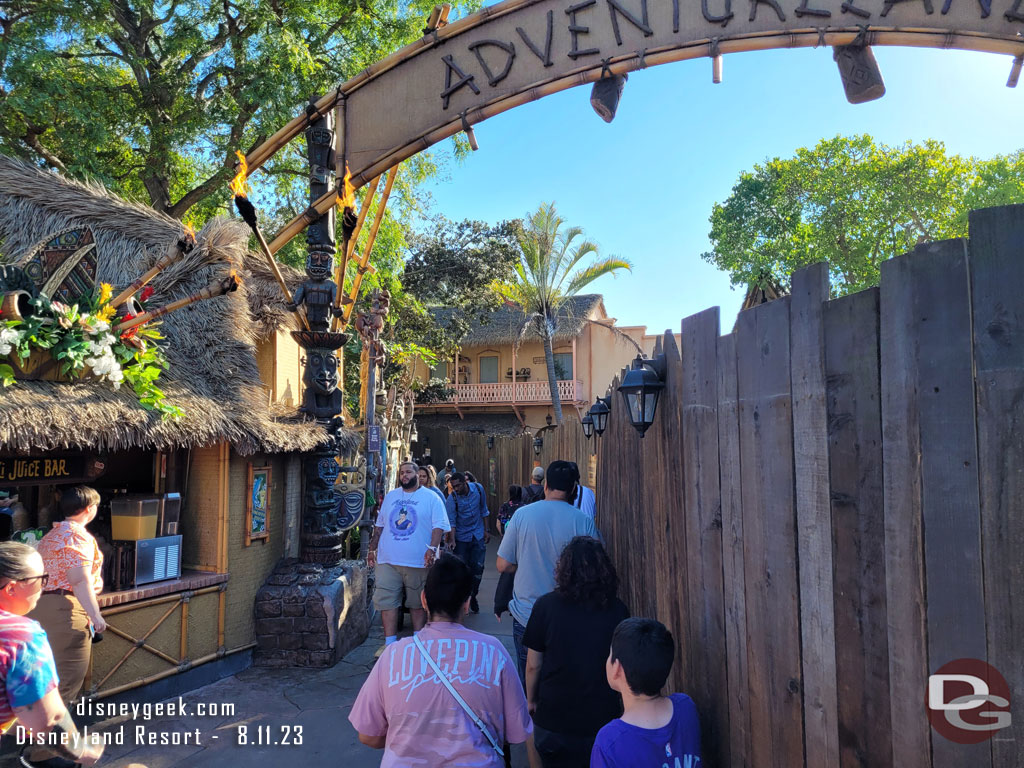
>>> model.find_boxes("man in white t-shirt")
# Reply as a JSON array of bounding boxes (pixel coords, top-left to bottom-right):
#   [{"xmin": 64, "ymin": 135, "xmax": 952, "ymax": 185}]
[{"xmin": 368, "ymin": 461, "xmax": 451, "ymax": 646}]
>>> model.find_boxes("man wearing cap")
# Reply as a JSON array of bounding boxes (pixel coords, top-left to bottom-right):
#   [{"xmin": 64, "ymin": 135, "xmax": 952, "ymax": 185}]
[
  {"xmin": 524, "ymin": 466, "xmax": 545, "ymax": 504},
  {"xmin": 496, "ymin": 460, "xmax": 598, "ymax": 684}
]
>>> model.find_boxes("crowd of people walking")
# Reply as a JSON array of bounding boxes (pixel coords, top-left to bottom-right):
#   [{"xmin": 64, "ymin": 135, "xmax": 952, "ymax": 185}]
[
  {"xmin": 0, "ymin": 468, "xmax": 700, "ymax": 768},
  {"xmin": 351, "ymin": 458, "xmax": 702, "ymax": 768}
]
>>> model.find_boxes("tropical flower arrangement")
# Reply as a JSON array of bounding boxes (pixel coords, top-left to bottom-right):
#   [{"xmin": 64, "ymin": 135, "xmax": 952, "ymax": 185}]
[{"xmin": 0, "ymin": 283, "xmax": 183, "ymax": 419}]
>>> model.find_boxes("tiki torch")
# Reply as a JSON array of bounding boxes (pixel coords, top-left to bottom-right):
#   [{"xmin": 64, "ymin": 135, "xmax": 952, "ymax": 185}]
[
  {"xmin": 229, "ymin": 152, "xmax": 310, "ymax": 331},
  {"xmin": 110, "ymin": 225, "xmax": 197, "ymax": 309},
  {"xmin": 117, "ymin": 271, "xmax": 242, "ymax": 331},
  {"xmin": 332, "ymin": 166, "xmax": 358, "ymax": 332}
]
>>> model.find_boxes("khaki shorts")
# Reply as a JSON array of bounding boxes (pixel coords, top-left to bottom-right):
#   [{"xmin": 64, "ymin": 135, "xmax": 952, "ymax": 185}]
[{"xmin": 374, "ymin": 562, "xmax": 427, "ymax": 611}]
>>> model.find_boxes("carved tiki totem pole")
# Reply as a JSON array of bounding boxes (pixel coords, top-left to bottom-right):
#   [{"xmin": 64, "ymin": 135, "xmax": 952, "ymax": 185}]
[{"xmin": 292, "ymin": 101, "xmax": 351, "ymax": 564}]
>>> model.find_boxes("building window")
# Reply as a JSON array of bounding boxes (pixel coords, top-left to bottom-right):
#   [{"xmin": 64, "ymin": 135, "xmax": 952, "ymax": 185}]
[
  {"xmin": 553, "ymin": 352, "xmax": 573, "ymax": 381},
  {"xmin": 430, "ymin": 361, "xmax": 448, "ymax": 381},
  {"xmin": 479, "ymin": 355, "xmax": 499, "ymax": 384}
]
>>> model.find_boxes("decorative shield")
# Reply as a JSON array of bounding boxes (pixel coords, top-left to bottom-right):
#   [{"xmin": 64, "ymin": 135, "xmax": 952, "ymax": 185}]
[{"xmin": 17, "ymin": 227, "xmax": 97, "ymax": 304}]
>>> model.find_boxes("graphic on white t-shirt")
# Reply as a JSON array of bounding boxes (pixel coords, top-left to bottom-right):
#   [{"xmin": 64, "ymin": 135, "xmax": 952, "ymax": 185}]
[{"xmin": 390, "ymin": 504, "xmax": 418, "ymax": 539}]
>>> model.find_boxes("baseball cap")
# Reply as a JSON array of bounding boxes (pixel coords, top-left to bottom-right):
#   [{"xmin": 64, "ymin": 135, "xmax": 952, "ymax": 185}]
[{"xmin": 531, "ymin": 466, "xmax": 544, "ymax": 481}]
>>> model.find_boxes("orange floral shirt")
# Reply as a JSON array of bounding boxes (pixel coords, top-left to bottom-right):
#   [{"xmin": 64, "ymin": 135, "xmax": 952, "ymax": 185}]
[{"xmin": 36, "ymin": 521, "xmax": 103, "ymax": 594}]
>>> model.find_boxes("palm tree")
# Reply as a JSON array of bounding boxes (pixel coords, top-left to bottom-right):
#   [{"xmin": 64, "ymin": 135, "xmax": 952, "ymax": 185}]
[{"xmin": 499, "ymin": 202, "xmax": 632, "ymax": 424}]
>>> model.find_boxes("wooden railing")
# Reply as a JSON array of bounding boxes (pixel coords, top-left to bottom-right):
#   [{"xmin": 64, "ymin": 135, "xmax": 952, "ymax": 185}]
[{"xmin": 431, "ymin": 379, "xmax": 583, "ymax": 405}]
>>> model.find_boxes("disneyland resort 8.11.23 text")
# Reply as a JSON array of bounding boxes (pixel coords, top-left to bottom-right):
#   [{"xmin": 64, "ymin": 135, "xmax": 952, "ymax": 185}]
[{"xmin": 16, "ymin": 697, "xmax": 304, "ymax": 748}]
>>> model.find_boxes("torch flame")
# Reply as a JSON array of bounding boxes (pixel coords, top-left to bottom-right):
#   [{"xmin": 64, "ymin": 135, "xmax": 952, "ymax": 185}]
[
  {"xmin": 339, "ymin": 164, "xmax": 355, "ymax": 210},
  {"xmin": 183, "ymin": 221, "xmax": 196, "ymax": 239},
  {"xmin": 229, "ymin": 151, "xmax": 249, "ymax": 198}
]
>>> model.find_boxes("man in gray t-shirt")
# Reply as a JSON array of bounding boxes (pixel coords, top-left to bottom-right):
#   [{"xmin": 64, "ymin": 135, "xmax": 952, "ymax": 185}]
[{"xmin": 497, "ymin": 460, "xmax": 598, "ymax": 683}]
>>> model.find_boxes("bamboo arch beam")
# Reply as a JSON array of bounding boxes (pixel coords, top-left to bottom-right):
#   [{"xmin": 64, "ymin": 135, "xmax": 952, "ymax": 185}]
[
  {"xmin": 243, "ymin": 0, "xmax": 548, "ymax": 174},
  {"xmin": 345, "ymin": 29, "xmax": 1024, "ymax": 188},
  {"xmin": 340, "ymin": 166, "xmax": 399, "ymax": 331},
  {"xmin": 244, "ymin": 3, "xmax": 1024, "ymax": 179}
]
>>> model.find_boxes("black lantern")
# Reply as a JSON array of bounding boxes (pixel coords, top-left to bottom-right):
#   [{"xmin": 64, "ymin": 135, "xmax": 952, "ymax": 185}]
[
  {"xmin": 618, "ymin": 354, "xmax": 666, "ymax": 437},
  {"xmin": 409, "ymin": 420, "xmax": 418, "ymax": 444},
  {"xmin": 487, "ymin": 435, "xmax": 495, "ymax": 449},
  {"xmin": 590, "ymin": 73, "xmax": 628, "ymax": 123},
  {"xmin": 581, "ymin": 412, "xmax": 594, "ymax": 439},
  {"xmin": 533, "ymin": 436, "xmax": 543, "ymax": 455},
  {"xmin": 589, "ymin": 397, "xmax": 610, "ymax": 437}
]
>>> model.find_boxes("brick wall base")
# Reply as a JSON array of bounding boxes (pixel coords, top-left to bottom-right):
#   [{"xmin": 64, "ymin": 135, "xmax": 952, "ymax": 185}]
[{"xmin": 253, "ymin": 559, "xmax": 368, "ymax": 667}]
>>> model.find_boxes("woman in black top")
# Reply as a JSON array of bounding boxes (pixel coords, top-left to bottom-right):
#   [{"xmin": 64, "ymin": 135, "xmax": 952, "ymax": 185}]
[{"xmin": 522, "ymin": 536, "xmax": 629, "ymax": 768}]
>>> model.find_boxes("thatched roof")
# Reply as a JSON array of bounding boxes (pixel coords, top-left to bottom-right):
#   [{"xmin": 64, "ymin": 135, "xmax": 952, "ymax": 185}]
[
  {"xmin": 0, "ymin": 155, "xmax": 355, "ymax": 456},
  {"xmin": 431, "ymin": 294, "xmax": 604, "ymax": 348},
  {"xmin": 740, "ymin": 275, "xmax": 788, "ymax": 311}
]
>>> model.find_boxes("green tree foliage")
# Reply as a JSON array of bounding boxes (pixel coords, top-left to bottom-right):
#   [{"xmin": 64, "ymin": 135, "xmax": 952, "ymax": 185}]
[
  {"xmin": 499, "ymin": 202, "xmax": 631, "ymax": 424},
  {"xmin": 402, "ymin": 216, "xmax": 520, "ymax": 350},
  {"xmin": 0, "ymin": 0, "xmax": 457, "ymax": 223},
  {"xmin": 704, "ymin": 135, "xmax": 1024, "ymax": 296}
]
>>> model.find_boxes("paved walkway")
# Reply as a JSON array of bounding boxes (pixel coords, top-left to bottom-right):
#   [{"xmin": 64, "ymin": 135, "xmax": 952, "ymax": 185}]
[{"xmin": 55, "ymin": 539, "xmax": 527, "ymax": 768}]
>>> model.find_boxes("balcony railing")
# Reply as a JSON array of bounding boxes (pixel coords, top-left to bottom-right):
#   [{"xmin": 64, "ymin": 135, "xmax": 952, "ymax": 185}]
[{"xmin": 429, "ymin": 379, "xmax": 584, "ymax": 405}]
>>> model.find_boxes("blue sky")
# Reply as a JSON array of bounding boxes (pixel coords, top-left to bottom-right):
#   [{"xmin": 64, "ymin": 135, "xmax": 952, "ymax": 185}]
[{"xmin": 422, "ymin": 45, "xmax": 1024, "ymax": 335}]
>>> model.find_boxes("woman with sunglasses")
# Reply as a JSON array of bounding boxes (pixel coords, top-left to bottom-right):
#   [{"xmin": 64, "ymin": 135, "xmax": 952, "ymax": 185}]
[
  {"xmin": 28, "ymin": 486, "xmax": 106, "ymax": 706},
  {"xmin": 0, "ymin": 541, "xmax": 103, "ymax": 765}
]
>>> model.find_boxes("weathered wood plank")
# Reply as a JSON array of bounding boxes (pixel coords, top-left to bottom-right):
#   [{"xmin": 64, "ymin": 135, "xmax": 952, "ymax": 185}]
[
  {"xmin": 653, "ymin": 331, "xmax": 688, "ymax": 694},
  {"xmin": 679, "ymin": 309, "xmax": 729, "ymax": 767},
  {"xmin": 789, "ymin": 263, "xmax": 839, "ymax": 768},
  {"xmin": 969, "ymin": 205, "xmax": 1024, "ymax": 767},
  {"xmin": 879, "ymin": 250, "xmax": 933, "ymax": 767},
  {"xmin": 735, "ymin": 298, "xmax": 804, "ymax": 768},
  {"xmin": 823, "ymin": 288, "xmax": 893, "ymax": 768},
  {"xmin": 717, "ymin": 332, "xmax": 749, "ymax": 768},
  {"xmin": 912, "ymin": 239, "xmax": 988, "ymax": 768}
]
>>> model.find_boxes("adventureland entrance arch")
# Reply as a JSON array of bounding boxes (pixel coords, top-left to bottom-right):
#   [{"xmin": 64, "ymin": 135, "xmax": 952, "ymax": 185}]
[{"xmin": 246, "ymin": 0, "xmax": 1024, "ymax": 207}]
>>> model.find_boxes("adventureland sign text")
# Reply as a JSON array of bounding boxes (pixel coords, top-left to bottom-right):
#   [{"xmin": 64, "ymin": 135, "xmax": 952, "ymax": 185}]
[{"xmin": 436, "ymin": 0, "xmax": 1024, "ymax": 108}]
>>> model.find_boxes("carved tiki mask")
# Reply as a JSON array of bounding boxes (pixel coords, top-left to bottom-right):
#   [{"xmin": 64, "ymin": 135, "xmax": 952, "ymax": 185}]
[
  {"xmin": 305, "ymin": 349, "xmax": 339, "ymax": 395},
  {"xmin": 305, "ymin": 250, "xmax": 333, "ymax": 280}
]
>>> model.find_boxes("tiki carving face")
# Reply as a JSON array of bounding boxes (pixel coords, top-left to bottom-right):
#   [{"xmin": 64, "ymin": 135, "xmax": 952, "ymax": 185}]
[
  {"xmin": 305, "ymin": 350, "xmax": 338, "ymax": 395},
  {"xmin": 305, "ymin": 250, "xmax": 332, "ymax": 280}
]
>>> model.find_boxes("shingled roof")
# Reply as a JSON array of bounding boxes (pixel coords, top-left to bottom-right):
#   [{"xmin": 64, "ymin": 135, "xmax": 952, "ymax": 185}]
[{"xmin": 430, "ymin": 294, "xmax": 604, "ymax": 347}]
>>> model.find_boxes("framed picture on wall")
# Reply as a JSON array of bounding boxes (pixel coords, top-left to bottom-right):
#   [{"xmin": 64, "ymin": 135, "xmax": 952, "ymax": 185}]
[{"xmin": 246, "ymin": 463, "xmax": 271, "ymax": 545}]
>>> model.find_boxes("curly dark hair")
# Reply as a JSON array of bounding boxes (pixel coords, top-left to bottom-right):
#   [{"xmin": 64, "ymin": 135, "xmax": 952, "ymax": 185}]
[{"xmin": 554, "ymin": 536, "xmax": 618, "ymax": 609}]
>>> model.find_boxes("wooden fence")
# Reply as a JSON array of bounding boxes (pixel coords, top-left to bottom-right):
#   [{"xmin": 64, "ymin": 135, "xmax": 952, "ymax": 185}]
[
  {"xmin": 596, "ymin": 204, "xmax": 1024, "ymax": 768},
  {"xmin": 417, "ymin": 415, "xmax": 596, "ymax": 518}
]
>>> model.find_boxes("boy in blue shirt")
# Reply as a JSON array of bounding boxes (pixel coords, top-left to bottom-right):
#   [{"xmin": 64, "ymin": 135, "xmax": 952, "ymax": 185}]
[{"xmin": 591, "ymin": 618, "xmax": 702, "ymax": 767}]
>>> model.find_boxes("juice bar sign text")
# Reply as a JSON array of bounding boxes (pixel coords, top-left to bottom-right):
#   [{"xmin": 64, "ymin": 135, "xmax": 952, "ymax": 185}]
[{"xmin": 0, "ymin": 456, "xmax": 104, "ymax": 485}]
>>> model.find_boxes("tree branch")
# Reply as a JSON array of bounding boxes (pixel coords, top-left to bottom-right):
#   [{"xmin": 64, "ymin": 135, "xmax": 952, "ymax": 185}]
[{"xmin": 21, "ymin": 129, "xmax": 67, "ymax": 173}]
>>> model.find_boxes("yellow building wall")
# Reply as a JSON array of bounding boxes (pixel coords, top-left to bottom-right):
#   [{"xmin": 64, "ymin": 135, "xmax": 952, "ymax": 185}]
[
  {"xmin": 254, "ymin": 329, "xmax": 304, "ymax": 408},
  {"xmin": 223, "ymin": 450, "xmax": 287, "ymax": 650},
  {"xmin": 182, "ymin": 445, "xmax": 222, "ymax": 572}
]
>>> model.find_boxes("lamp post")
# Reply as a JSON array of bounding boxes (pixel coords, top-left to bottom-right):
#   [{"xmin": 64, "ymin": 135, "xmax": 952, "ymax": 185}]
[
  {"xmin": 617, "ymin": 354, "xmax": 667, "ymax": 437},
  {"xmin": 589, "ymin": 397, "xmax": 611, "ymax": 437}
]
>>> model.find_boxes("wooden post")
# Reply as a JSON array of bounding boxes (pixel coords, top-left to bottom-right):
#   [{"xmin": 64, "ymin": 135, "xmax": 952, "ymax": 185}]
[
  {"xmin": 512, "ymin": 345, "xmax": 517, "ymax": 406},
  {"xmin": 571, "ymin": 337, "xmax": 577, "ymax": 401}
]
